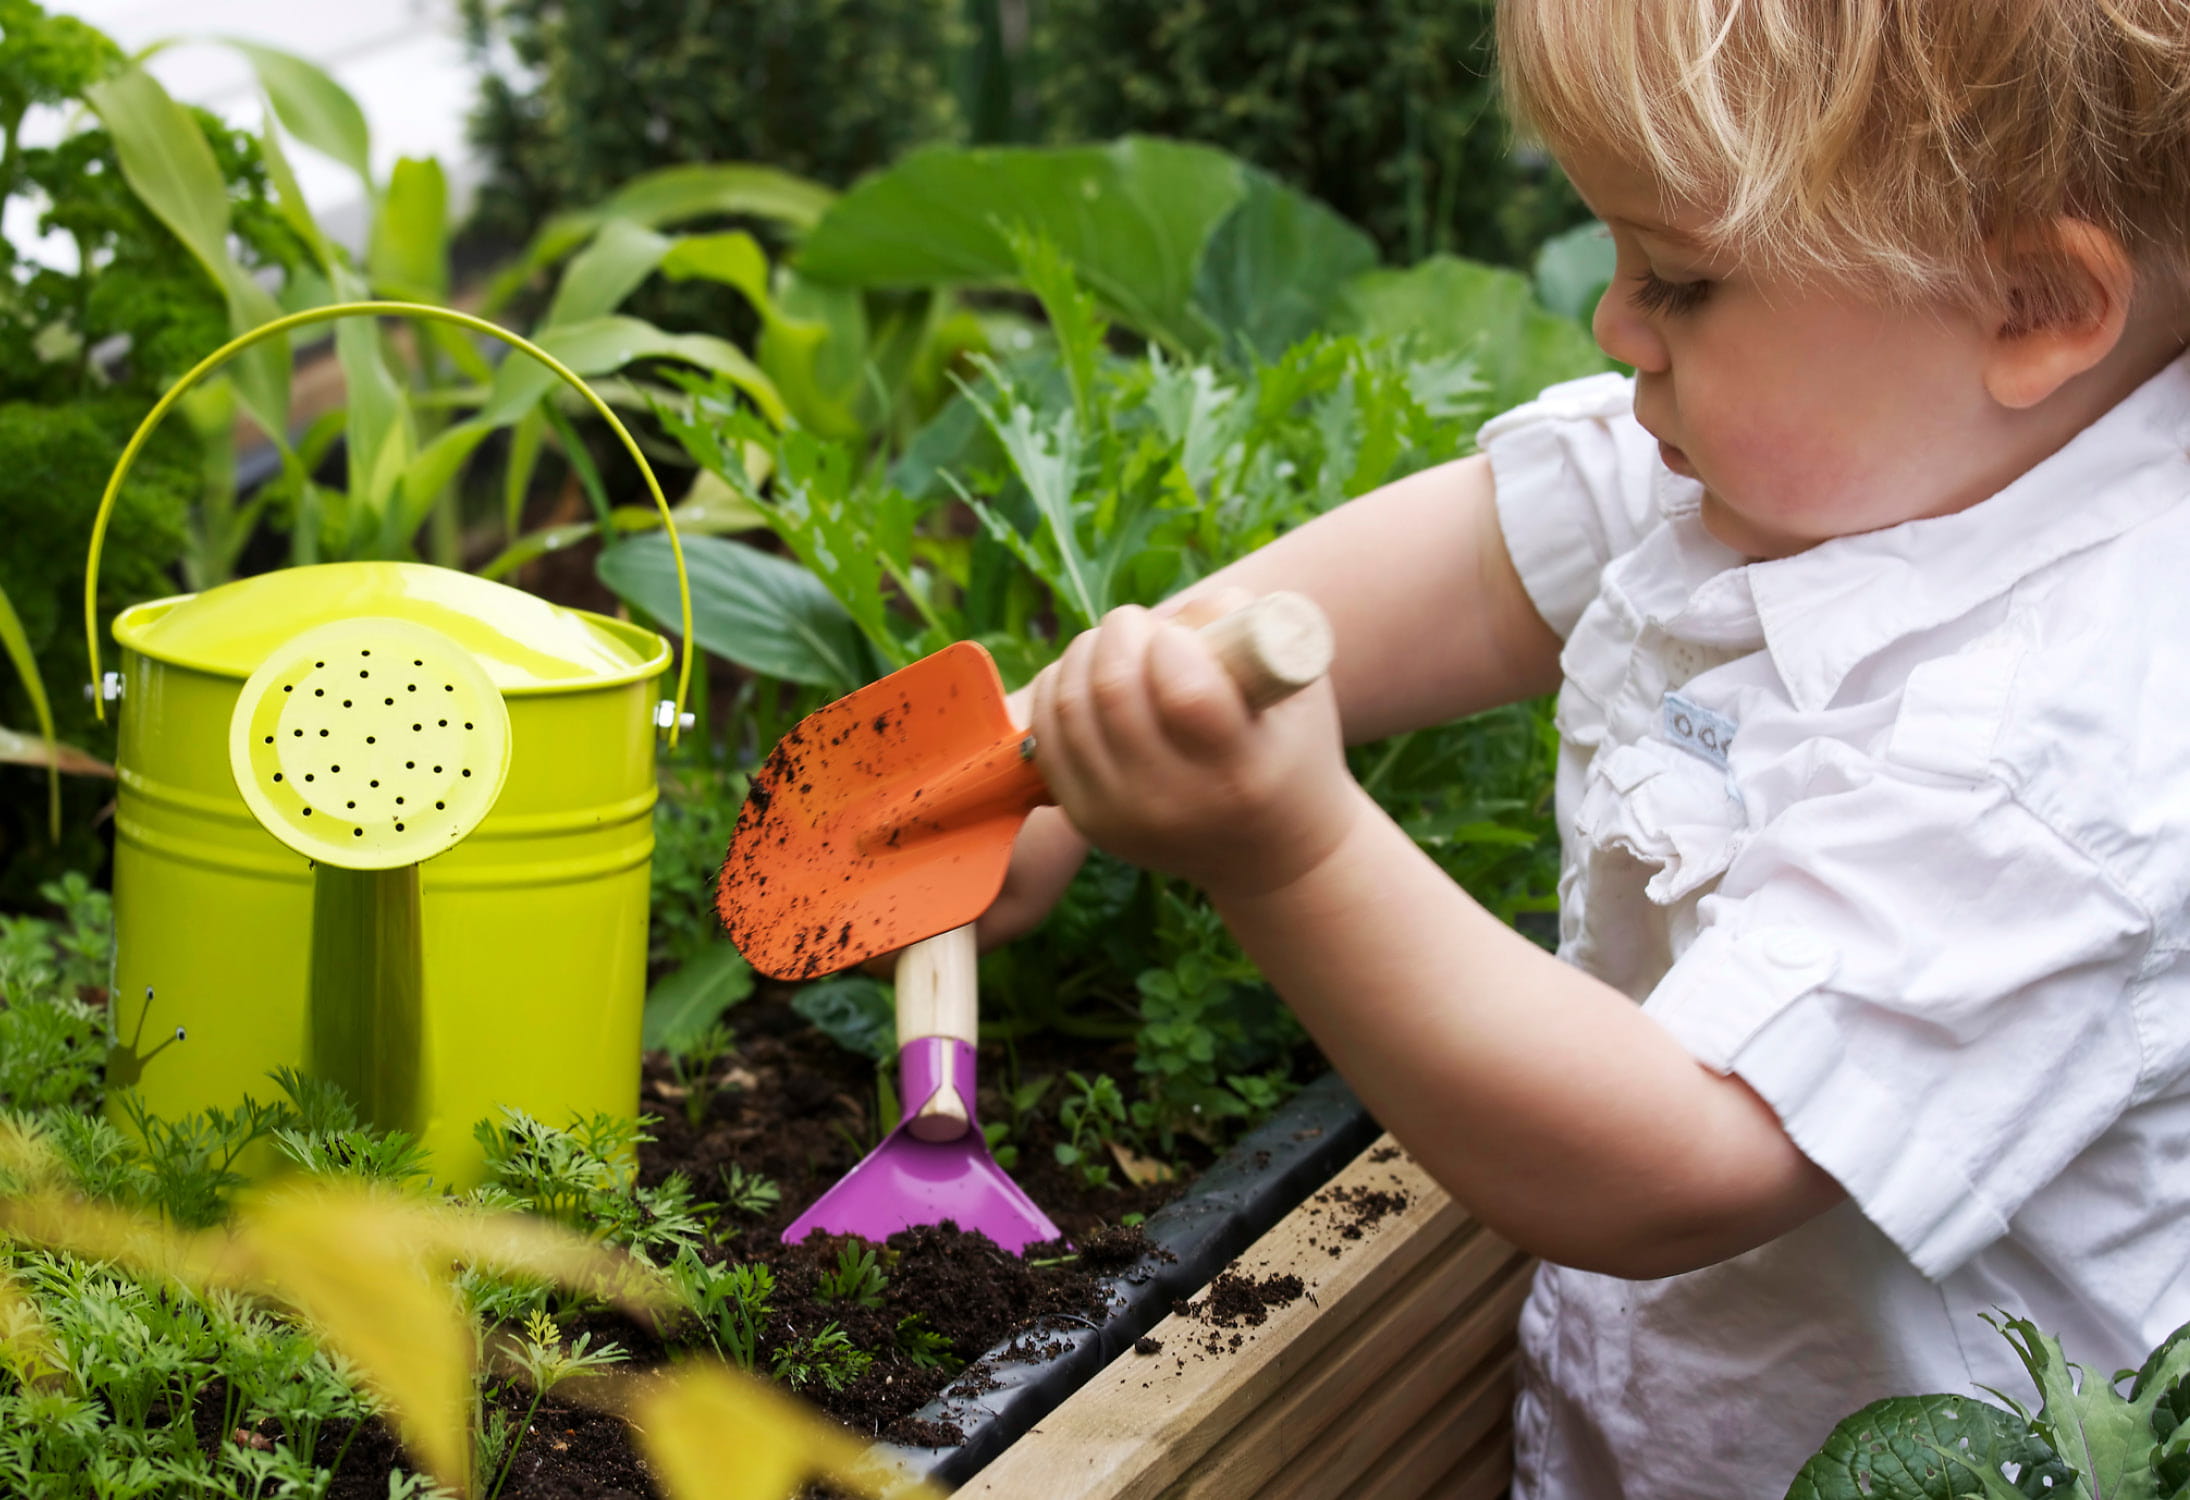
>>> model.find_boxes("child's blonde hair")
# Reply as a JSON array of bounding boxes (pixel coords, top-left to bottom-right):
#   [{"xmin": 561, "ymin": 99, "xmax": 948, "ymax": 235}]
[{"xmin": 1498, "ymin": 0, "xmax": 2190, "ymax": 321}]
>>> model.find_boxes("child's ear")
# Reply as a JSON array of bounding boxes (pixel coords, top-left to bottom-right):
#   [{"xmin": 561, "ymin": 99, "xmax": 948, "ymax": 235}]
[{"xmin": 1981, "ymin": 218, "xmax": 2136, "ymax": 410}]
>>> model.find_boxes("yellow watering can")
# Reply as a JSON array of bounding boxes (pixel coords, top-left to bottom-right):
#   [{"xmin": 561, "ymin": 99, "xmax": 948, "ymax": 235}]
[{"xmin": 82, "ymin": 303, "xmax": 696, "ymax": 1184}]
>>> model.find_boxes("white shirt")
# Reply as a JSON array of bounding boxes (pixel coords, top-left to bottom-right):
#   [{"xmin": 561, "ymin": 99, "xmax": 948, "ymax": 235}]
[{"xmin": 1481, "ymin": 359, "xmax": 2190, "ymax": 1500}]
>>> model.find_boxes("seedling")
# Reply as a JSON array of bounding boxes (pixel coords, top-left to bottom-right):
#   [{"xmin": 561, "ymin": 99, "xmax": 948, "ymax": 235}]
[
  {"xmin": 479, "ymin": 1309, "xmax": 629, "ymax": 1500},
  {"xmin": 665, "ymin": 1248, "xmax": 776, "ymax": 1371},
  {"xmin": 815, "ymin": 1244, "xmax": 887, "ymax": 1309},
  {"xmin": 717, "ymin": 1163, "xmax": 780, "ymax": 1219},
  {"xmin": 894, "ymin": 1314, "xmax": 961, "ymax": 1374},
  {"xmin": 666, "ymin": 1021, "xmax": 738, "ymax": 1129},
  {"xmin": 1054, "ymin": 1071, "xmax": 1129, "ymax": 1191},
  {"xmin": 770, "ymin": 1322, "xmax": 872, "ymax": 1393}
]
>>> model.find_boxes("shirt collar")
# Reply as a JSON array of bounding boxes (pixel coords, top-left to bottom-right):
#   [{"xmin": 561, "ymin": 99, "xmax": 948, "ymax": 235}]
[{"xmin": 1697, "ymin": 351, "xmax": 2190, "ymax": 713}]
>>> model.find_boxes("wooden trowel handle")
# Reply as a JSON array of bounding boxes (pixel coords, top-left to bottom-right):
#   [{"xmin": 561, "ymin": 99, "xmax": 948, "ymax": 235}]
[
  {"xmin": 1192, "ymin": 591, "xmax": 1333, "ymax": 711},
  {"xmin": 897, "ymin": 923, "xmax": 978, "ymax": 1140}
]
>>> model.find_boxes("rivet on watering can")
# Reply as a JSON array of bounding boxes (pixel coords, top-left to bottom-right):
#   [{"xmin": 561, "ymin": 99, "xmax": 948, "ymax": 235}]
[
  {"xmin": 654, "ymin": 700, "xmax": 696, "ymax": 732},
  {"xmin": 84, "ymin": 672, "xmax": 124, "ymax": 703}
]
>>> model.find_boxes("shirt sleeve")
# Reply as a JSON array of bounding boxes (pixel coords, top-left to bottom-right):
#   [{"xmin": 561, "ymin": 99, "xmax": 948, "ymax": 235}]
[
  {"xmin": 1479, "ymin": 371, "xmax": 1668, "ymax": 640},
  {"xmin": 1641, "ymin": 768, "xmax": 2153, "ymax": 1280}
]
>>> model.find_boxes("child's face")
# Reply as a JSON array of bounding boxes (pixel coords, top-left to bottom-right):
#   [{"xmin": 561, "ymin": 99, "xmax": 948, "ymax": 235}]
[{"xmin": 1564, "ymin": 154, "xmax": 2014, "ymax": 560}]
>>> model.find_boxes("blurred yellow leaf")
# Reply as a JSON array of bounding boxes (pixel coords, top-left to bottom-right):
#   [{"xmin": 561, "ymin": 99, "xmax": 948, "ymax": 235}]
[
  {"xmin": 0, "ymin": 1264, "xmax": 60, "ymax": 1386},
  {"xmin": 237, "ymin": 1187, "xmax": 475, "ymax": 1490},
  {"xmin": 628, "ymin": 1361, "xmax": 938, "ymax": 1500}
]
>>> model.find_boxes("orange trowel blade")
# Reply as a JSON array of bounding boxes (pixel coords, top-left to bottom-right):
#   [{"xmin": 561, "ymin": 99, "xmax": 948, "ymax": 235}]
[{"xmin": 719, "ymin": 642, "xmax": 1050, "ymax": 979}]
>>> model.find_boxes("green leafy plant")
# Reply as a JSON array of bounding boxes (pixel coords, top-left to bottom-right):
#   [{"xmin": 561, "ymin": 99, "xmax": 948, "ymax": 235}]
[
  {"xmin": 815, "ymin": 1244, "xmax": 889, "ymax": 1310},
  {"xmin": 717, "ymin": 1163, "xmax": 781, "ymax": 1221},
  {"xmin": 1787, "ymin": 1314, "xmax": 2189, "ymax": 1499},
  {"xmin": 477, "ymin": 1307, "xmax": 629, "ymax": 1499},
  {"xmin": 471, "ymin": 1109, "xmax": 705, "ymax": 1259},
  {"xmin": 662, "ymin": 1021, "xmax": 740, "ymax": 1130},
  {"xmin": 983, "ymin": 1073, "xmax": 1054, "ymax": 1172},
  {"xmin": 664, "ymin": 1248, "xmax": 777, "ymax": 1371},
  {"xmin": 893, "ymin": 1313, "xmax": 961, "ymax": 1374},
  {"xmin": 770, "ymin": 1321, "xmax": 873, "ymax": 1394},
  {"xmin": 1053, "ymin": 1071, "xmax": 1130, "ymax": 1190}
]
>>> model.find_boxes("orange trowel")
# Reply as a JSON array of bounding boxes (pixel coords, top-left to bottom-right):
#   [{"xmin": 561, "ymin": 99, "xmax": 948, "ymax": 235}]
[{"xmin": 717, "ymin": 592, "xmax": 1334, "ymax": 979}]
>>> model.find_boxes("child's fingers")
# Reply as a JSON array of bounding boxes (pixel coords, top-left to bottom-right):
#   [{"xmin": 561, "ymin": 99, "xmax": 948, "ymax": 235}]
[
  {"xmin": 1036, "ymin": 622, "xmax": 1117, "ymax": 805},
  {"xmin": 1086, "ymin": 606, "xmax": 1168, "ymax": 769},
  {"xmin": 1147, "ymin": 619, "xmax": 1251, "ymax": 756}
]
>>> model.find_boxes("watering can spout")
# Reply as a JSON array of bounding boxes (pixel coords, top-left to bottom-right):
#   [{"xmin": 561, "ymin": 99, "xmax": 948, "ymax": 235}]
[{"xmin": 227, "ymin": 616, "xmax": 512, "ymax": 1135}]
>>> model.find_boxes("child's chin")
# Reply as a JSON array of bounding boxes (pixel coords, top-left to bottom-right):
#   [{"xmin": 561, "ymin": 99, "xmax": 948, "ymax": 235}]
[{"xmin": 1698, "ymin": 493, "xmax": 1818, "ymax": 561}]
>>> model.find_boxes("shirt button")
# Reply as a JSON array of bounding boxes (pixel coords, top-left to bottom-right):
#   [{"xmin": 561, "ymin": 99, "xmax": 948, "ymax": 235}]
[{"xmin": 1764, "ymin": 930, "xmax": 1830, "ymax": 968}]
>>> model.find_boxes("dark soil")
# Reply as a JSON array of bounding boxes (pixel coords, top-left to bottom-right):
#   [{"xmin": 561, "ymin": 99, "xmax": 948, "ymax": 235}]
[{"xmin": 293, "ymin": 987, "xmax": 1214, "ymax": 1497}]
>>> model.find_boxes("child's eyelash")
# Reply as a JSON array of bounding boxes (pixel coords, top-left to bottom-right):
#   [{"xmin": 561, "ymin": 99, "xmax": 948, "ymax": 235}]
[{"xmin": 1628, "ymin": 269, "xmax": 1714, "ymax": 317}]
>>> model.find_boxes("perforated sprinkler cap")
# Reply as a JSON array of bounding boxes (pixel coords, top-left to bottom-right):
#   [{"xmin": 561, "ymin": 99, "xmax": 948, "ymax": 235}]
[{"xmin": 228, "ymin": 617, "xmax": 513, "ymax": 870}]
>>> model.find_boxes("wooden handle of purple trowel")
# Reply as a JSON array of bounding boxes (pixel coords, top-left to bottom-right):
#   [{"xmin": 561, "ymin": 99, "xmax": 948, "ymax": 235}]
[{"xmin": 898, "ymin": 923, "xmax": 979, "ymax": 1140}]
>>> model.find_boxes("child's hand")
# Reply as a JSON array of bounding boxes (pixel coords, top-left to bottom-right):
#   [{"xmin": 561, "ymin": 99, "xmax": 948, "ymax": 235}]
[{"xmin": 1027, "ymin": 596, "xmax": 1363, "ymax": 899}]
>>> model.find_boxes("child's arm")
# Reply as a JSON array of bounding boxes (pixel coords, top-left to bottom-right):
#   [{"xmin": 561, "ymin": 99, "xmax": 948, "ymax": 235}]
[
  {"xmin": 1026, "ymin": 604, "xmax": 1845, "ymax": 1280},
  {"xmin": 980, "ymin": 453, "xmax": 1565, "ymax": 946}
]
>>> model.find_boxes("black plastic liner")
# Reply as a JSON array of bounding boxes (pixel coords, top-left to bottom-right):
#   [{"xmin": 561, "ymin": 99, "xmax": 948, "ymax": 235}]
[{"xmin": 868, "ymin": 1070, "xmax": 1379, "ymax": 1489}]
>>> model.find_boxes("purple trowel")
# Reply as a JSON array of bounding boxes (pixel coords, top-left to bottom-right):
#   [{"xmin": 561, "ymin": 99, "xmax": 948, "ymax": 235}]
[{"xmin": 781, "ymin": 923, "xmax": 1060, "ymax": 1253}]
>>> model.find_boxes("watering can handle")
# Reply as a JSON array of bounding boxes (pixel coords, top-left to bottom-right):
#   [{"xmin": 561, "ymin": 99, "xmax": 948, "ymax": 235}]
[{"xmin": 80, "ymin": 300, "xmax": 697, "ymax": 747}]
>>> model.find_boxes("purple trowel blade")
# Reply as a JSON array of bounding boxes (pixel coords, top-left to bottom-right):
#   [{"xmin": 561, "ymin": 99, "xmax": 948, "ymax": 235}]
[{"xmin": 781, "ymin": 1038, "xmax": 1061, "ymax": 1254}]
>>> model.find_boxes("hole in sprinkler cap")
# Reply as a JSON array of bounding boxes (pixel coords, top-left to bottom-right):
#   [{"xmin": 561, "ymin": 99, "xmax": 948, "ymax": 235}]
[
  {"xmin": 406, "ymin": 761, "xmax": 414, "ymax": 769},
  {"xmin": 462, "ymin": 769, "xmax": 472, "ymax": 778},
  {"xmin": 395, "ymin": 796, "xmax": 403, "ymax": 805},
  {"xmin": 433, "ymin": 765, "xmax": 442, "ymax": 773},
  {"xmin": 319, "ymin": 729, "xmax": 329, "ymax": 737},
  {"xmin": 346, "ymin": 801, "xmax": 355, "ymax": 810},
  {"xmin": 283, "ymin": 685, "xmax": 293, "ymax": 693},
  {"xmin": 359, "ymin": 670, "xmax": 369, "ymax": 678},
  {"xmin": 445, "ymin": 684, "xmax": 454, "ymax": 692},
  {"xmin": 414, "ymin": 659, "xmax": 423, "ymax": 666},
  {"xmin": 272, "ymin": 773, "xmax": 282, "ymax": 782},
  {"xmin": 435, "ymin": 801, "xmax": 445, "ymax": 810},
  {"xmin": 302, "ymin": 808, "xmax": 312, "ymax": 816},
  {"xmin": 342, "ymin": 700, "xmax": 351, "ymax": 708},
  {"xmin": 408, "ymin": 684, "xmax": 417, "ymax": 692},
  {"xmin": 264, "ymin": 735, "xmax": 273, "ymax": 744},
  {"xmin": 294, "ymin": 729, "xmax": 303, "ymax": 737},
  {"xmin": 366, "ymin": 736, "xmax": 375, "ymax": 744},
  {"xmin": 413, "ymin": 724, "xmax": 422, "ymax": 732},
  {"xmin": 369, "ymin": 780, "xmax": 379, "ymax": 788},
  {"xmin": 352, "ymin": 828, "xmax": 362, "ymax": 838},
  {"xmin": 438, "ymin": 719, "xmax": 447, "ymax": 727},
  {"xmin": 385, "ymin": 697, "xmax": 393, "ymax": 705},
  {"xmin": 314, "ymin": 689, "xmax": 324, "ymax": 697},
  {"xmin": 304, "ymin": 774, "xmax": 314, "ymax": 782},
  {"xmin": 331, "ymin": 765, "xmax": 341, "ymax": 773},
  {"xmin": 315, "ymin": 661, "xmax": 324, "ymax": 669},
  {"xmin": 361, "ymin": 650, "xmax": 370, "ymax": 657},
  {"xmin": 395, "ymin": 823, "xmax": 405, "ymax": 832}
]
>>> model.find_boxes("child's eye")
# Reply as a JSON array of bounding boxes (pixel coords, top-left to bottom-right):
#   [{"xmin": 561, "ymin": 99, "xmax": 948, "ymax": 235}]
[{"xmin": 1628, "ymin": 269, "xmax": 1714, "ymax": 317}]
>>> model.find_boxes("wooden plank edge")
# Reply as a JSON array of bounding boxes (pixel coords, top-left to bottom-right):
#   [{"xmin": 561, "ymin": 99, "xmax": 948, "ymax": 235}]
[
  {"xmin": 1178, "ymin": 1237, "xmax": 1531, "ymax": 1496},
  {"xmin": 953, "ymin": 1136, "xmax": 1465, "ymax": 1500}
]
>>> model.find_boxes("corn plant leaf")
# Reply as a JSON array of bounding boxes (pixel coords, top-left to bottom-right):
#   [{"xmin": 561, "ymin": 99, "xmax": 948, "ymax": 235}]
[
  {"xmin": 1784, "ymin": 1394, "xmax": 2072, "ymax": 1500},
  {"xmin": 0, "ymin": 580, "xmax": 62, "ymax": 838},
  {"xmin": 795, "ymin": 137, "xmax": 1249, "ymax": 356},
  {"xmin": 225, "ymin": 40, "xmax": 373, "ymax": 189},
  {"xmin": 86, "ymin": 64, "xmax": 292, "ymax": 438},
  {"xmin": 255, "ymin": 106, "xmax": 336, "ymax": 272},
  {"xmin": 369, "ymin": 157, "xmax": 451, "ymax": 302},
  {"xmin": 0, "ymin": 726, "xmax": 112, "ymax": 777},
  {"xmin": 597, "ymin": 532, "xmax": 870, "ymax": 692},
  {"xmin": 547, "ymin": 220, "xmax": 674, "ymax": 328},
  {"xmin": 755, "ymin": 272, "xmax": 866, "ymax": 441},
  {"xmin": 488, "ymin": 164, "xmax": 836, "ymax": 315},
  {"xmin": 643, "ymin": 943, "xmax": 756, "ymax": 1054},
  {"xmin": 481, "ymin": 316, "xmax": 788, "ymax": 429},
  {"xmin": 1190, "ymin": 169, "xmax": 1379, "ymax": 364}
]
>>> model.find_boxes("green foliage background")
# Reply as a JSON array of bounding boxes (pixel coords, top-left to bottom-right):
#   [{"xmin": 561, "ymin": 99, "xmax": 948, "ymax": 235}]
[
  {"xmin": 458, "ymin": 0, "xmax": 968, "ymax": 246},
  {"xmin": 1035, "ymin": 0, "xmax": 1590, "ymax": 267}
]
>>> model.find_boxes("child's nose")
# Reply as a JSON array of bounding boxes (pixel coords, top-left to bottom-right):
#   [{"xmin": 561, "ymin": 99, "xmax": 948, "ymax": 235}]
[{"xmin": 1592, "ymin": 288, "xmax": 1670, "ymax": 373}]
